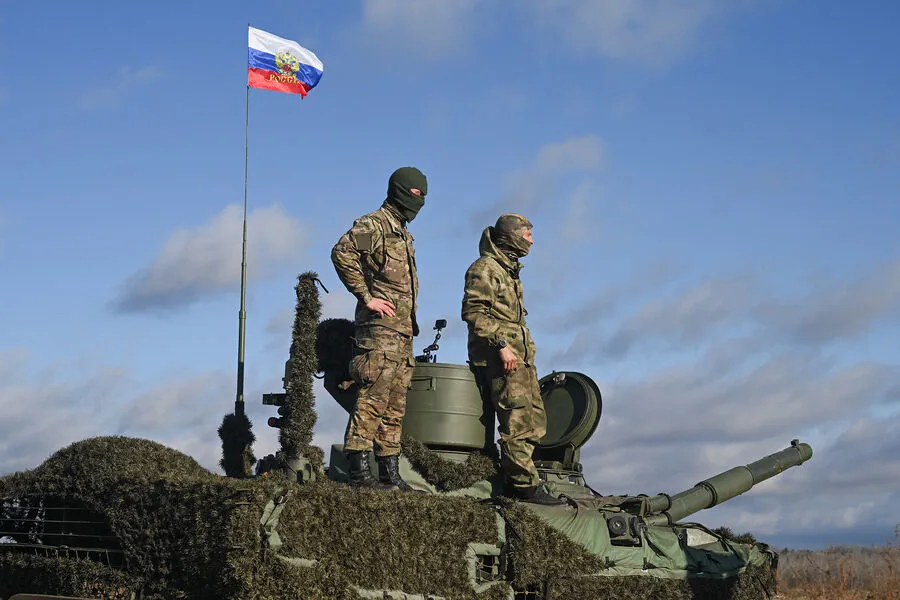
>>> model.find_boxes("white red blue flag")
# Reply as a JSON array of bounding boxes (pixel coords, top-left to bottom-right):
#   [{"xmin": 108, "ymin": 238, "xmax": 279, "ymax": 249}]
[{"xmin": 247, "ymin": 26, "xmax": 323, "ymax": 97}]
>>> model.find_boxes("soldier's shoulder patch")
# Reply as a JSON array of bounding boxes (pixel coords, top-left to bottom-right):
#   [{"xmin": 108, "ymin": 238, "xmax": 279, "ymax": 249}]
[
  {"xmin": 351, "ymin": 230, "xmax": 374, "ymax": 253},
  {"xmin": 349, "ymin": 215, "xmax": 380, "ymax": 252}
]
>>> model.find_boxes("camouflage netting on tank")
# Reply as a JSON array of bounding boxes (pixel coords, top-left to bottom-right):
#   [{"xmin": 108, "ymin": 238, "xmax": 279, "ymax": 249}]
[
  {"xmin": 0, "ymin": 435, "xmax": 504, "ymax": 599},
  {"xmin": 713, "ymin": 525, "xmax": 759, "ymax": 545},
  {"xmin": 0, "ymin": 436, "xmax": 282, "ymax": 599},
  {"xmin": 0, "ymin": 553, "xmax": 149, "ymax": 600},
  {"xmin": 316, "ymin": 316, "xmax": 356, "ymax": 376},
  {"xmin": 533, "ymin": 561, "xmax": 777, "ymax": 600},
  {"xmin": 217, "ymin": 411, "xmax": 256, "ymax": 478},
  {"xmin": 0, "ymin": 435, "xmax": 779, "ymax": 600},
  {"xmin": 401, "ymin": 433, "xmax": 500, "ymax": 491},
  {"xmin": 279, "ymin": 271, "xmax": 326, "ymax": 471},
  {"xmin": 274, "ymin": 479, "xmax": 503, "ymax": 597}
]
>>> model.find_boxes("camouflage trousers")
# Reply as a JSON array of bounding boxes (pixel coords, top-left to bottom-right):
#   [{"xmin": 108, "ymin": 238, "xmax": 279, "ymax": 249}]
[
  {"xmin": 472, "ymin": 360, "xmax": 546, "ymax": 490},
  {"xmin": 344, "ymin": 324, "xmax": 415, "ymax": 457}
]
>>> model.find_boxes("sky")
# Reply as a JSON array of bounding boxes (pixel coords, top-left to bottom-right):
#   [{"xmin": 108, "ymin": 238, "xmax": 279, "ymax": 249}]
[{"xmin": 1, "ymin": 0, "xmax": 899, "ymax": 551}]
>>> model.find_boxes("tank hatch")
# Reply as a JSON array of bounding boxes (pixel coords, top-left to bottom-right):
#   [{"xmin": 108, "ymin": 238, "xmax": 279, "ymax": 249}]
[{"xmin": 533, "ymin": 371, "xmax": 602, "ymax": 477}]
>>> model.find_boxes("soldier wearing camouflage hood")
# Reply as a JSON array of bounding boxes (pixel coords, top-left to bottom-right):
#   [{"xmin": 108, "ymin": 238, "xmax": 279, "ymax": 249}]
[
  {"xmin": 331, "ymin": 166, "xmax": 427, "ymax": 491},
  {"xmin": 461, "ymin": 214, "xmax": 565, "ymax": 506}
]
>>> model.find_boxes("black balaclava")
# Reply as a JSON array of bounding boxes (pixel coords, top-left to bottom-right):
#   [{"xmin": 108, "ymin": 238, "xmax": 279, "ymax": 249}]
[
  {"xmin": 384, "ymin": 166, "xmax": 427, "ymax": 223},
  {"xmin": 492, "ymin": 213, "xmax": 533, "ymax": 258}
]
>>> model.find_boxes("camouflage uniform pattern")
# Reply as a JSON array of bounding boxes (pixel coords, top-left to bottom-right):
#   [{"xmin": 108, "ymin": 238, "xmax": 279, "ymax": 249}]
[
  {"xmin": 331, "ymin": 204, "xmax": 418, "ymax": 337},
  {"xmin": 332, "ymin": 203, "xmax": 418, "ymax": 457},
  {"xmin": 343, "ymin": 324, "xmax": 415, "ymax": 456},
  {"xmin": 461, "ymin": 226, "xmax": 544, "ymax": 490},
  {"xmin": 472, "ymin": 360, "xmax": 546, "ymax": 489}
]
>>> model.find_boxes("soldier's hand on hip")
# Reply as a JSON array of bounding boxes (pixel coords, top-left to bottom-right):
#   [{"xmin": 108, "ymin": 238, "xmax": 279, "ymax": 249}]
[
  {"xmin": 499, "ymin": 346, "xmax": 518, "ymax": 374},
  {"xmin": 366, "ymin": 298, "xmax": 396, "ymax": 318}
]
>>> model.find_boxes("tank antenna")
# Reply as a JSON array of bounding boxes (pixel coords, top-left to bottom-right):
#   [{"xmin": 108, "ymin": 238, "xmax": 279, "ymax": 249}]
[{"xmin": 235, "ymin": 82, "xmax": 250, "ymax": 417}]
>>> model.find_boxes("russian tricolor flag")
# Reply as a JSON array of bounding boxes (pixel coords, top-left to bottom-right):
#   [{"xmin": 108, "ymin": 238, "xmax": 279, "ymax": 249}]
[{"xmin": 248, "ymin": 26, "xmax": 323, "ymax": 97}]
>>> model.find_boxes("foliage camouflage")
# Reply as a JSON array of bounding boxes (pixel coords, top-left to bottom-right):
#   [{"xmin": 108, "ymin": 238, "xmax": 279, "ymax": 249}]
[
  {"xmin": 315, "ymin": 317, "xmax": 356, "ymax": 376},
  {"xmin": 0, "ymin": 553, "xmax": 148, "ymax": 600},
  {"xmin": 0, "ymin": 437, "xmax": 275, "ymax": 599},
  {"xmin": 534, "ymin": 561, "xmax": 777, "ymax": 600},
  {"xmin": 217, "ymin": 411, "xmax": 256, "ymax": 478},
  {"xmin": 279, "ymin": 271, "xmax": 325, "ymax": 471},
  {"xmin": 0, "ymin": 435, "xmax": 778, "ymax": 599},
  {"xmin": 0, "ymin": 436, "xmax": 373, "ymax": 599},
  {"xmin": 0, "ymin": 436, "xmax": 505, "ymax": 599},
  {"xmin": 400, "ymin": 433, "xmax": 501, "ymax": 492},
  {"xmin": 713, "ymin": 526, "xmax": 759, "ymax": 545},
  {"xmin": 274, "ymin": 479, "xmax": 502, "ymax": 596}
]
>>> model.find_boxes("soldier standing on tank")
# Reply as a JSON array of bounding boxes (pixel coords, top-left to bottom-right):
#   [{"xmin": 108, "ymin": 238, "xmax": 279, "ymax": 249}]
[
  {"xmin": 331, "ymin": 166, "xmax": 427, "ymax": 491},
  {"xmin": 461, "ymin": 214, "xmax": 566, "ymax": 506}
]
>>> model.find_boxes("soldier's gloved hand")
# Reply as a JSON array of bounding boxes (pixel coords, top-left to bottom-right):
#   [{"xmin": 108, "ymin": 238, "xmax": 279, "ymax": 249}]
[
  {"xmin": 366, "ymin": 298, "xmax": 396, "ymax": 318},
  {"xmin": 499, "ymin": 346, "xmax": 518, "ymax": 374}
]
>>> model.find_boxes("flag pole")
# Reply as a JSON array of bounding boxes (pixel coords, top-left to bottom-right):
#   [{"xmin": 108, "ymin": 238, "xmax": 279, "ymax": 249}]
[{"xmin": 236, "ymin": 82, "xmax": 250, "ymax": 417}]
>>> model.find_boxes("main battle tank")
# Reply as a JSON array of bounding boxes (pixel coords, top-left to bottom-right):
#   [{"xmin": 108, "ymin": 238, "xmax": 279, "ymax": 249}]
[{"xmin": 0, "ymin": 273, "xmax": 813, "ymax": 600}]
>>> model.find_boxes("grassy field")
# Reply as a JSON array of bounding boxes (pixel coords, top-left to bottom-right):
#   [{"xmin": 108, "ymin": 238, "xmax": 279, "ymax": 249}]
[{"xmin": 774, "ymin": 527, "xmax": 900, "ymax": 600}]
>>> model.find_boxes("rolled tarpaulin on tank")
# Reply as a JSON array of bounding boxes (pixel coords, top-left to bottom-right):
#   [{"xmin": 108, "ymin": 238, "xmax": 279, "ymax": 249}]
[{"xmin": 645, "ymin": 440, "xmax": 813, "ymax": 525}]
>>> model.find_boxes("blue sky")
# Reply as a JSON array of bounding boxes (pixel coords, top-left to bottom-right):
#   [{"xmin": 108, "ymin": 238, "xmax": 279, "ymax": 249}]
[{"xmin": 2, "ymin": 0, "xmax": 899, "ymax": 550}]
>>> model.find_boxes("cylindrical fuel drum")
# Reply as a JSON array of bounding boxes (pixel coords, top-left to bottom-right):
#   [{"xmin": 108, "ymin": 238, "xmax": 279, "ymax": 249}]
[{"xmin": 402, "ymin": 362, "xmax": 494, "ymax": 453}]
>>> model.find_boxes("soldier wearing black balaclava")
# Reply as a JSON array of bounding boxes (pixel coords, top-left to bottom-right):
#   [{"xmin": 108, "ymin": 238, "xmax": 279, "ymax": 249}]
[
  {"xmin": 331, "ymin": 166, "xmax": 427, "ymax": 492},
  {"xmin": 461, "ymin": 213, "xmax": 565, "ymax": 506}
]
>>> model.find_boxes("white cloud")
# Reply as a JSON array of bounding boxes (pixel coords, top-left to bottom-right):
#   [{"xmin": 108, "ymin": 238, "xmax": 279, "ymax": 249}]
[
  {"xmin": 78, "ymin": 65, "xmax": 164, "ymax": 109},
  {"xmin": 359, "ymin": 0, "xmax": 481, "ymax": 59},
  {"xmin": 521, "ymin": 0, "xmax": 753, "ymax": 68},
  {"xmin": 119, "ymin": 371, "xmax": 232, "ymax": 433},
  {"xmin": 472, "ymin": 135, "xmax": 605, "ymax": 226},
  {"xmin": 756, "ymin": 258, "xmax": 900, "ymax": 344},
  {"xmin": 0, "ymin": 348, "xmax": 30, "ymax": 382},
  {"xmin": 534, "ymin": 136, "xmax": 605, "ymax": 173},
  {"xmin": 554, "ymin": 258, "xmax": 900, "ymax": 366},
  {"xmin": 597, "ymin": 353, "xmax": 898, "ymax": 447},
  {"xmin": 113, "ymin": 203, "xmax": 307, "ymax": 313},
  {"xmin": 558, "ymin": 181, "xmax": 601, "ymax": 244},
  {"xmin": 0, "ymin": 362, "xmax": 131, "ymax": 475},
  {"xmin": 598, "ymin": 274, "xmax": 760, "ymax": 359},
  {"xmin": 357, "ymin": 0, "xmax": 762, "ymax": 67}
]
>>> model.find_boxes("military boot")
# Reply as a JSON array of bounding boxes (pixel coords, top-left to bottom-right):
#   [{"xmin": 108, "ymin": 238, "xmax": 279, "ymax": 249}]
[
  {"xmin": 347, "ymin": 451, "xmax": 396, "ymax": 490},
  {"xmin": 511, "ymin": 484, "xmax": 567, "ymax": 506},
  {"xmin": 377, "ymin": 454, "xmax": 424, "ymax": 492}
]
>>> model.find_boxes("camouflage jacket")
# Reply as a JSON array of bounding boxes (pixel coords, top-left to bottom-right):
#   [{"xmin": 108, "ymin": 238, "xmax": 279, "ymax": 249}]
[
  {"xmin": 331, "ymin": 204, "xmax": 418, "ymax": 337},
  {"xmin": 461, "ymin": 227, "xmax": 537, "ymax": 367}
]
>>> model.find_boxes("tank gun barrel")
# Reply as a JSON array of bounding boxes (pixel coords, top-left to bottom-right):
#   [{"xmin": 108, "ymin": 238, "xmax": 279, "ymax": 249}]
[{"xmin": 643, "ymin": 439, "xmax": 812, "ymax": 526}]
